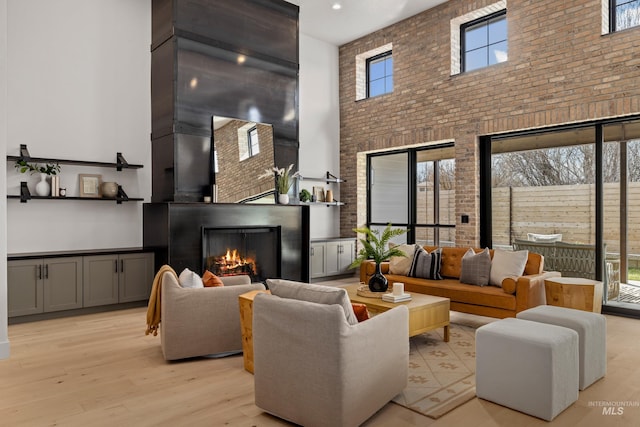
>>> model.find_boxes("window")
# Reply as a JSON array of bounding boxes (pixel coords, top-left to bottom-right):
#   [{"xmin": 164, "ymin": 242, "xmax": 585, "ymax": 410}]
[
  {"xmin": 461, "ymin": 11, "xmax": 507, "ymax": 72},
  {"xmin": 611, "ymin": 0, "xmax": 640, "ymax": 32},
  {"xmin": 367, "ymin": 144, "xmax": 455, "ymax": 247},
  {"xmin": 367, "ymin": 51, "xmax": 393, "ymax": 98},
  {"xmin": 248, "ymin": 126, "xmax": 260, "ymax": 157},
  {"xmin": 238, "ymin": 124, "xmax": 260, "ymax": 161}
]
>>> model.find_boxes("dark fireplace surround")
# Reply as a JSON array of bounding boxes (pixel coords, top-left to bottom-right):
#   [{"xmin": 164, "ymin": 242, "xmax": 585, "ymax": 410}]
[{"xmin": 143, "ymin": 0, "xmax": 309, "ymax": 282}]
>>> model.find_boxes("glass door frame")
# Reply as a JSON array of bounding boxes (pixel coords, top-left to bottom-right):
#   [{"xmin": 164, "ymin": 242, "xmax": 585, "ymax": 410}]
[{"xmin": 480, "ymin": 114, "xmax": 640, "ymax": 318}]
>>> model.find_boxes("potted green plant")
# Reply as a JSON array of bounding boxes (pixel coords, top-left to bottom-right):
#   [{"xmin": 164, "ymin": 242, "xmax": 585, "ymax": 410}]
[
  {"xmin": 349, "ymin": 224, "xmax": 407, "ymax": 292},
  {"xmin": 15, "ymin": 159, "xmax": 61, "ymax": 197}
]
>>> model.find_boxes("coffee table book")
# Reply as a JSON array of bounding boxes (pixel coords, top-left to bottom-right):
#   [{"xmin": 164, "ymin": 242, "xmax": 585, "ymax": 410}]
[{"xmin": 382, "ymin": 293, "xmax": 412, "ymax": 303}]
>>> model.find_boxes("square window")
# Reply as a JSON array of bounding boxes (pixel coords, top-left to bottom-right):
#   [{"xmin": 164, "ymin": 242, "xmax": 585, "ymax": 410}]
[{"xmin": 462, "ymin": 11, "xmax": 507, "ymax": 72}]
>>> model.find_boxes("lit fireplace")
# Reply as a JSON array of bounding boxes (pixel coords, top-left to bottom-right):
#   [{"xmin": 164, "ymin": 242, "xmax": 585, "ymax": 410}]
[
  {"xmin": 207, "ymin": 248, "xmax": 257, "ymax": 277},
  {"xmin": 202, "ymin": 226, "xmax": 281, "ymax": 282}
]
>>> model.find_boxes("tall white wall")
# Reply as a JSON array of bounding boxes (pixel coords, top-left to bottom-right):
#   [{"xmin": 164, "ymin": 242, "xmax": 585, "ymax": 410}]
[
  {"xmin": 5, "ymin": 0, "xmax": 151, "ymax": 253},
  {"xmin": 1, "ymin": 0, "xmax": 9, "ymax": 359},
  {"xmin": 298, "ymin": 33, "xmax": 341, "ymax": 239}
]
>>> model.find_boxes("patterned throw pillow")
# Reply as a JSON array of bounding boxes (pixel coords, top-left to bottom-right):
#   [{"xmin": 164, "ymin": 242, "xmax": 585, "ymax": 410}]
[
  {"xmin": 351, "ymin": 303, "xmax": 370, "ymax": 322},
  {"xmin": 459, "ymin": 248, "xmax": 491, "ymax": 286},
  {"xmin": 408, "ymin": 246, "xmax": 443, "ymax": 280}
]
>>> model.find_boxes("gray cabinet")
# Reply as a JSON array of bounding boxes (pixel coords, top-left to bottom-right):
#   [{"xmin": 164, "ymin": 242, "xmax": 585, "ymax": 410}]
[
  {"xmin": 8, "ymin": 251, "xmax": 154, "ymax": 318},
  {"xmin": 310, "ymin": 238, "xmax": 356, "ymax": 279},
  {"xmin": 310, "ymin": 242, "xmax": 327, "ymax": 279},
  {"xmin": 118, "ymin": 253, "xmax": 154, "ymax": 303},
  {"xmin": 83, "ymin": 255, "xmax": 119, "ymax": 307},
  {"xmin": 8, "ymin": 257, "xmax": 83, "ymax": 317},
  {"xmin": 83, "ymin": 252, "xmax": 154, "ymax": 307}
]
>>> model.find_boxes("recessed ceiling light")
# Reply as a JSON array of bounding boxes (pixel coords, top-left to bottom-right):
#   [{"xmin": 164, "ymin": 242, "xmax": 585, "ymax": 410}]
[{"xmin": 332, "ymin": 2, "xmax": 342, "ymax": 10}]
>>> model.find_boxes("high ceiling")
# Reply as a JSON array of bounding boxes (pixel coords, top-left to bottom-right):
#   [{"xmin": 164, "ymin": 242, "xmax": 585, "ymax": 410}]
[{"xmin": 285, "ymin": 0, "xmax": 448, "ymax": 46}]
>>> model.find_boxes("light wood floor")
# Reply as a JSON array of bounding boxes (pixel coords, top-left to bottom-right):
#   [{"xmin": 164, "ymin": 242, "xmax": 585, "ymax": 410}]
[{"xmin": 2, "ymin": 277, "xmax": 640, "ymax": 426}]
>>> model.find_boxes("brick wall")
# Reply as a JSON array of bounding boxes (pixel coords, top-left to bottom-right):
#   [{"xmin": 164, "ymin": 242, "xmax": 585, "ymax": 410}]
[
  {"xmin": 215, "ymin": 120, "xmax": 275, "ymax": 201},
  {"xmin": 338, "ymin": 0, "xmax": 640, "ymax": 246}
]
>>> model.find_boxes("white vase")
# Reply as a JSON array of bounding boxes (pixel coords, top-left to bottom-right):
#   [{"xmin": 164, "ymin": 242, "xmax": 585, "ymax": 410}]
[
  {"xmin": 35, "ymin": 173, "xmax": 50, "ymax": 197},
  {"xmin": 278, "ymin": 193, "xmax": 289, "ymax": 205}
]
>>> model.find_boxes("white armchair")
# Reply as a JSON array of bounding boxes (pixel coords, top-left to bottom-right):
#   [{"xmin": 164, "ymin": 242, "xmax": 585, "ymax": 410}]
[
  {"xmin": 252, "ymin": 280, "xmax": 409, "ymax": 427},
  {"xmin": 160, "ymin": 272, "xmax": 265, "ymax": 361}
]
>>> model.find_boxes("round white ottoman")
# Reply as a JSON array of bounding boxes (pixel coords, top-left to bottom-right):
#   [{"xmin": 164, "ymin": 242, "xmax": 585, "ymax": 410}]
[
  {"xmin": 517, "ymin": 305, "xmax": 606, "ymax": 390},
  {"xmin": 476, "ymin": 318, "xmax": 579, "ymax": 421}
]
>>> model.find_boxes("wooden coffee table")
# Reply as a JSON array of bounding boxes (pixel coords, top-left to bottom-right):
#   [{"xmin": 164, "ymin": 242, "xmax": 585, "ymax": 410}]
[{"xmin": 343, "ymin": 283, "xmax": 450, "ymax": 341}]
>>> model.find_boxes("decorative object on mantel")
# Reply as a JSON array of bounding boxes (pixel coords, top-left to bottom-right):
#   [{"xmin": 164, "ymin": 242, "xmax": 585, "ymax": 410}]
[
  {"xmin": 258, "ymin": 164, "xmax": 300, "ymax": 205},
  {"xmin": 101, "ymin": 182, "xmax": 118, "ymax": 199},
  {"xmin": 14, "ymin": 159, "xmax": 61, "ymax": 197},
  {"xmin": 348, "ymin": 223, "xmax": 408, "ymax": 292}
]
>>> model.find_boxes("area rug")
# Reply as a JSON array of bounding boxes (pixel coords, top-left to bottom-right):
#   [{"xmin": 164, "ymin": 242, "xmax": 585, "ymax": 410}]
[{"xmin": 392, "ymin": 323, "xmax": 477, "ymax": 419}]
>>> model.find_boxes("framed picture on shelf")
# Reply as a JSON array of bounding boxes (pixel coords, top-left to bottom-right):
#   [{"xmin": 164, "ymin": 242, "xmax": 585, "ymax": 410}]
[
  {"xmin": 312, "ymin": 186, "xmax": 325, "ymax": 202},
  {"xmin": 79, "ymin": 174, "xmax": 102, "ymax": 198}
]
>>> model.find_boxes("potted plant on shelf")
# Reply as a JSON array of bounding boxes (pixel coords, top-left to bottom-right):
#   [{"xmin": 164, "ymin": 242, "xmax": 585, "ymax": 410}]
[
  {"xmin": 259, "ymin": 164, "xmax": 300, "ymax": 205},
  {"xmin": 349, "ymin": 224, "xmax": 407, "ymax": 292},
  {"xmin": 15, "ymin": 159, "xmax": 61, "ymax": 197}
]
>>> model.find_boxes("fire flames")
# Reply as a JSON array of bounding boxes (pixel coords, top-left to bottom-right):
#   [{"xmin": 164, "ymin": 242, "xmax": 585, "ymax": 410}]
[{"xmin": 208, "ymin": 248, "xmax": 256, "ymax": 277}]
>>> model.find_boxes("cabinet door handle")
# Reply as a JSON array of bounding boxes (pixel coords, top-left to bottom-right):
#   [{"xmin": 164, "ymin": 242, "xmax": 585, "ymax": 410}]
[
  {"xmin": 120, "ymin": 259, "xmax": 124, "ymax": 273},
  {"xmin": 115, "ymin": 260, "xmax": 118, "ymax": 273},
  {"xmin": 44, "ymin": 264, "xmax": 49, "ymax": 279},
  {"xmin": 311, "ymin": 247, "xmax": 314, "ymax": 256},
  {"xmin": 37, "ymin": 265, "xmax": 42, "ymax": 280}
]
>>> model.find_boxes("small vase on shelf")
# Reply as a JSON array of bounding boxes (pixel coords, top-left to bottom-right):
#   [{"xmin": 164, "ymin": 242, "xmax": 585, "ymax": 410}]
[
  {"xmin": 35, "ymin": 173, "xmax": 51, "ymax": 197},
  {"xmin": 278, "ymin": 193, "xmax": 289, "ymax": 205}
]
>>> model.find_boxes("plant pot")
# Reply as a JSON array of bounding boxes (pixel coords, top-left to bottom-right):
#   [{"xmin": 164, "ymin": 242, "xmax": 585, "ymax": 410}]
[
  {"xmin": 368, "ymin": 262, "xmax": 388, "ymax": 292},
  {"xmin": 35, "ymin": 173, "xmax": 50, "ymax": 197},
  {"xmin": 278, "ymin": 193, "xmax": 289, "ymax": 204}
]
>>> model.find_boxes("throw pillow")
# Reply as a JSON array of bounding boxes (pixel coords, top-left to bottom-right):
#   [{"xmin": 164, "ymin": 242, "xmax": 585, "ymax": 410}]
[
  {"xmin": 266, "ymin": 279, "xmax": 359, "ymax": 325},
  {"xmin": 178, "ymin": 268, "xmax": 204, "ymax": 288},
  {"xmin": 408, "ymin": 246, "xmax": 443, "ymax": 280},
  {"xmin": 388, "ymin": 243, "xmax": 418, "ymax": 275},
  {"xmin": 202, "ymin": 270, "xmax": 224, "ymax": 287},
  {"xmin": 459, "ymin": 248, "xmax": 491, "ymax": 286},
  {"xmin": 351, "ymin": 303, "xmax": 370, "ymax": 322},
  {"xmin": 489, "ymin": 248, "xmax": 529, "ymax": 287}
]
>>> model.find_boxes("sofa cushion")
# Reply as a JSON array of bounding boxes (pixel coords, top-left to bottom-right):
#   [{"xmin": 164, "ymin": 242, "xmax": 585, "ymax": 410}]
[
  {"xmin": 178, "ymin": 268, "xmax": 204, "ymax": 288},
  {"xmin": 266, "ymin": 279, "xmax": 359, "ymax": 325},
  {"xmin": 202, "ymin": 270, "xmax": 224, "ymax": 287},
  {"xmin": 389, "ymin": 243, "xmax": 418, "ymax": 275},
  {"xmin": 384, "ymin": 274, "xmax": 517, "ymax": 311},
  {"xmin": 489, "ymin": 249, "xmax": 529, "ymax": 287},
  {"xmin": 459, "ymin": 248, "xmax": 491, "ymax": 286},
  {"xmin": 409, "ymin": 246, "xmax": 442, "ymax": 280}
]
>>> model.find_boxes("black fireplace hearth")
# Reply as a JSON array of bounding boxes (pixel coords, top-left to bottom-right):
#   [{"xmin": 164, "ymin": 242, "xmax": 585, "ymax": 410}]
[{"xmin": 143, "ymin": 203, "xmax": 310, "ymax": 282}]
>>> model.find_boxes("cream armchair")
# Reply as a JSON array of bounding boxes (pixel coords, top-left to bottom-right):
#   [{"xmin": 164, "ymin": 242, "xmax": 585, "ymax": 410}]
[
  {"xmin": 252, "ymin": 280, "xmax": 409, "ymax": 427},
  {"xmin": 160, "ymin": 272, "xmax": 265, "ymax": 361}
]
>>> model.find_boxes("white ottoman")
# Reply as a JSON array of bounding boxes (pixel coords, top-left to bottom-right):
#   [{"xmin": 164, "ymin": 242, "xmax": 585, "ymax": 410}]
[
  {"xmin": 476, "ymin": 318, "xmax": 579, "ymax": 421},
  {"xmin": 517, "ymin": 305, "xmax": 606, "ymax": 390}
]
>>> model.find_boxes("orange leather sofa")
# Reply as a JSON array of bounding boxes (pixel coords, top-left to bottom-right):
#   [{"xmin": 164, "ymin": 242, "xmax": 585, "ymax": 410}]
[{"xmin": 360, "ymin": 246, "xmax": 560, "ymax": 318}]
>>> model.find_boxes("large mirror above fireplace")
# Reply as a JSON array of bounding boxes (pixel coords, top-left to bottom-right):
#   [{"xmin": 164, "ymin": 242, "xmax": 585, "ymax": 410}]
[{"xmin": 213, "ymin": 116, "xmax": 276, "ymax": 203}]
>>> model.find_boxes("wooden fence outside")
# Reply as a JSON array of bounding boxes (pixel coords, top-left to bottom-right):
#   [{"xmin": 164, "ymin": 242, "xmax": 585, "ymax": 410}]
[{"xmin": 417, "ymin": 182, "xmax": 640, "ymax": 264}]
